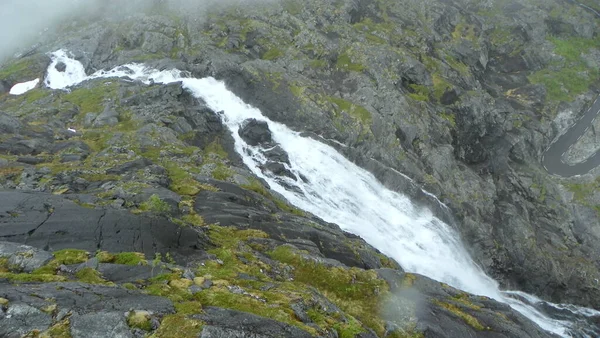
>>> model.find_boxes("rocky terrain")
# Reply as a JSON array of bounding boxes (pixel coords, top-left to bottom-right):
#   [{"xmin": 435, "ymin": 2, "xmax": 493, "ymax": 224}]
[{"xmin": 0, "ymin": 0, "xmax": 599, "ymax": 336}]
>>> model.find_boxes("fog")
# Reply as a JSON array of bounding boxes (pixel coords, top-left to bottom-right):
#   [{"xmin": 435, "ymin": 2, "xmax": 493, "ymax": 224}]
[{"xmin": 0, "ymin": 0, "xmax": 277, "ymax": 63}]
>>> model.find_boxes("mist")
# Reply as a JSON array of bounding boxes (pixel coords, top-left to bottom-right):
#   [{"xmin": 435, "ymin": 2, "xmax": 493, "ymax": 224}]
[{"xmin": 0, "ymin": 0, "xmax": 278, "ymax": 64}]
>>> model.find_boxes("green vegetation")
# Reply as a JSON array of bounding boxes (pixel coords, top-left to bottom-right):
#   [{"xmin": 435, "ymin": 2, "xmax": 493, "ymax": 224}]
[
  {"xmin": 270, "ymin": 245, "xmax": 388, "ymax": 334},
  {"xmin": 127, "ymin": 311, "xmax": 153, "ymax": 331},
  {"xmin": 433, "ymin": 300, "xmax": 486, "ymax": 330},
  {"xmin": 327, "ymin": 96, "xmax": 372, "ymax": 125},
  {"xmin": 529, "ymin": 37, "xmax": 600, "ymax": 103},
  {"xmin": 565, "ymin": 177, "xmax": 600, "ymax": 215},
  {"xmin": 241, "ymin": 178, "xmax": 305, "ymax": 216},
  {"xmin": 39, "ymin": 319, "xmax": 72, "ymax": 338},
  {"xmin": 262, "ymin": 48, "xmax": 284, "ymax": 60},
  {"xmin": 336, "ymin": 53, "xmax": 365, "ymax": 72},
  {"xmin": 75, "ymin": 267, "xmax": 111, "ymax": 285},
  {"xmin": 97, "ymin": 251, "xmax": 147, "ymax": 265},
  {"xmin": 0, "ymin": 58, "xmax": 38, "ymax": 79},
  {"xmin": 149, "ymin": 314, "xmax": 203, "ymax": 338},
  {"xmin": 62, "ymin": 82, "xmax": 119, "ymax": 115},
  {"xmin": 139, "ymin": 194, "xmax": 172, "ymax": 214},
  {"xmin": 452, "ymin": 22, "xmax": 477, "ymax": 42},
  {"xmin": 407, "ymin": 84, "xmax": 430, "ymax": 102}
]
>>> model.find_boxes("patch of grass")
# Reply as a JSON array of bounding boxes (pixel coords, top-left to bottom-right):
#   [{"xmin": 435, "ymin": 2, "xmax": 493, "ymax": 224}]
[
  {"xmin": 33, "ymin": 249, "xmax": 89, "ymax": 275},
  {"xmin": 212, "ymin": 164, "xmax": 233, "ymax": 181},
  {"xmin": 0, "ymin": 58, "xmax": 38, "ymax": 79},
  {"xmin": 75, "ymin": 267, "xmax": 111, "ymax": 285},
  {"xmin": 270, "ymin": 245, "xmax": 388, "ymax": 334},
  {"xmin": 0, "ymin": 272, "xmax": 66, "ymax": 283},
  {"xmin": 309, "ymin": 59, "xmax": 328, "ymax": 68},
  {"xmin": 114, "ymin": 252, "xmax": 147, "ymax": 265},
  {"xmin": 40, "ymin": 319, "xmax": 72, "ymax": 338},
  {"xmin": 149, "ymin": 314, "xmax": 203, "ymax": 338},
  {"xmin": 175, "ymin": 301, "xmax": 203, "ymax": 315},
  {"xmin": 407, "ymin": 84, "xmax": 430, "ymax": 102},
  {"xmin": 434, "ymin": 300, "xmax": 486, "ymax": 330},
  {"xmin": 452, "ymin": 22, "xmax": 477, "ymax": 42},
  {"xmin": 529, "ymin": 36, "xmax": 600, "ymax": 103},
  {"xmin": 336, "ymin": 53, "xmax": 365, "ymax": 72},
  {"xmin": 139, "ymin": 194, "xmax": 171, "ymax": 214},
  {"xmin": 262, "ymin": 48, "xmax": 284, "ymax": 60},
  {"xmin": 62, "ymin": 82, "xmax": 119, "ymax": 114},
  {"xmin": 432, "ymin": 75, "xmax": 452, "ymax": 102},
  {"xmin": 127, "ymin": 310, "xmax": 153, "ymax": 331},
  {"xmin": 440, "ymin": 112, "xmax": 456, "ymax": 127},
  {"xmin": 241, "ymin": 178, "xmax": 270, "ymax": 196},
  {"xmin": 181, "ymin": 214, "xmax": 205, "ymax": 227},
  {"xmin": 327, "ymin": 96, "xmax": 372, "ymax": 125}
]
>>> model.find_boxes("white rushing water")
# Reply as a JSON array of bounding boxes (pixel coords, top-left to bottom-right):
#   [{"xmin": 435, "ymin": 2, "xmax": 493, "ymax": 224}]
[{"xmin": 45, "ymin": 50, "xmax": 600, "ymax": 337}]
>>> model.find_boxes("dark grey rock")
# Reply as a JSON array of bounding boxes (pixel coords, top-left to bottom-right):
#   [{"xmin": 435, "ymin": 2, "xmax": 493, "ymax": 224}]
[
  {"xmin": 261, "ymin": 162, "xmax": 295, "ymax": 179},
  {"xmin": 0, "ymin": 303, "xmax": 52, "ymax": 337},
  {"xmin": 107, "ymin": 158, "xmax": 154, "ymax": 175},
  {"xmin": 16, "ymin": 156, "xmax": 46, "ymax": 165},
  {"xmin": 96, "ymin": 264, "xmax": 169, "ymax": 283},
  {"xmin": 0, "ymin": 191, "xmax": 209, "ymax": 265},
  {"xmin": 55, "ymin": 61, "xmax": 67, "ymax": 72},
  {"xmin": 93, "ymin": 107, "xmax": 119, "ymax": 127},
  {"xmin": 238, "ymin": 119, "xmax": 272, "ymax": 146},
  {"xmin": 0, "ymin": 113, "xmax": 22, "ymax": 134},
  {"xmin": 0, "ymin": 241, "xmax": 53, "ymax": 272},
  {"xmin": 70, "ymin": 312, "xmax": 133, "ymax": 338},
  {"xmin": 61, "ymin": 154, "xmax": 84, "ymax": 162},
  {"xmin": 196, "ymin": 307, "xmax": 313, "ymax": 338}
]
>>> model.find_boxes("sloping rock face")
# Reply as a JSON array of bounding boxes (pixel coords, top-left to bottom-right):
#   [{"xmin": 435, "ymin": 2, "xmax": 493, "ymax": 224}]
[{"xmin": 0, "ymin": 0, "xmax": 599, "ymax": 336}]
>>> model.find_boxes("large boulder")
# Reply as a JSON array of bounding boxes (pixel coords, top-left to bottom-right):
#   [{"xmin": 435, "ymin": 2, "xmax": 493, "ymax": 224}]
[{"xmin": 238, "ymin": 119, "xmax": 272, "ymax": 146}]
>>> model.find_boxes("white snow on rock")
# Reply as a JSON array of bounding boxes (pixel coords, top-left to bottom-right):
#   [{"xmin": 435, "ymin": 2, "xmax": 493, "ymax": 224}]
[{"xmin": 9, "ymin": 78, "xmax": 40, "ymax": 95}]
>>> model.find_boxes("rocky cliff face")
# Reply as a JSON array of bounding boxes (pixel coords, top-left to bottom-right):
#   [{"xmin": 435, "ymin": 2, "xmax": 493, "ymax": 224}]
[{"xmin": 0, "ymin": 0, "xmax": 599, "ymax": 336}]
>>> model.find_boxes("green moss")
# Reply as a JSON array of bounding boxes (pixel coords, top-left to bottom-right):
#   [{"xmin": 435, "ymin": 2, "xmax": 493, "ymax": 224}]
[
  {"xmin": 62, "ymin": 82, "xmax": 119, "ymax": 115},
  {"xmin": 434, "ymin": 300, "xmax": 485, "ymax": 330},
  {"xmin": 127, "ymin": 311, "xmax": 153, "ymax": 331},
  {"xmin": 452, "ymin": 22, "xmax": 477, "ymax": 42},
  {"xmin": 204, "ymin": 140, "xmax": 229, "ymax": 159},
  {"xmin": 75, "ymin": 267, "xmax": 111, "ymax": 285},
  {"xmin": 241, "ymin": 178, "xmax": 270, "ymax": 196},
  {"xmin": 150, "ymin": 314, "xmax": 203, "ymax": 338},
  {"xmin": 440, "ymin": 112, "xmax": 456, "ymax": 127},
  {"xmin": 175, "ymin": 301, "xmax": 203, "ymax": 315},
  {"xmin": 0, "ymin": 58, "xmax": 38, "ymax": 79},
  {"xmin": 123, "ymin": 283, "xmax": 137, "ymax": 290},
  {"xmin": 432, "ymin": 75, "xmax": 452, "ymax": 102},
  {"xmin": 336, "ymin": 53, "xmax": 365, "ymax": 72},
  {"xmin": 32, "ymin": 249, "xmax": 89, "ymax": 275},
  {"xmin": 139, "ymin": 194, "xmax": 171, "ymax": 214},
  {"xmin": 529, "ymin": 36, "xmax": 600, "ymax": 103},
  {"xmin": 262, "ymin": 48, "xmax": 284, "ymax": 60},
  {"xmin": 407, "ymin": 84, "xmax": 430, "ymax": 102},
  {"xmin": 327, "ymin": 96, "xmax": 372, "ymax": 125},
  {"xmin": 269, "ymin": 246, "xmax": 387, "ymax": 334},
  {"xmin": 40, "ymin": 319, "xmax": 72, "ymax": 338},
  {"xmin": 212, "ymin": 164, "xmax": 233, "ymax": 181},
  {"xmin": 309, "ymin": 59, "xmax": 328, "ymax": 68},
  {"xmin": 114, "ymin": 252, "xmax": 147, "ymax": 265},
  {"xmin": 23, "ymin": 89, "xmax": 49, "ymax": 103},
  {"xmin": 0, "ymin": 272, "xmax": 66, "ymax": 283},
  {"xmin": 334, "ymin": 316, "xmax": 365, "ymax": 338},
  {"xmin": 181, "ymin": 214, "xmax": 205, "ymax": 227}
]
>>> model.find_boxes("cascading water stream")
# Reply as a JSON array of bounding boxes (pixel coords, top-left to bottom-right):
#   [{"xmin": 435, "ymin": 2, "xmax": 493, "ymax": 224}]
[{"xmin": 43, "ymin": 50, "xmax": 600, "ymax": 337}]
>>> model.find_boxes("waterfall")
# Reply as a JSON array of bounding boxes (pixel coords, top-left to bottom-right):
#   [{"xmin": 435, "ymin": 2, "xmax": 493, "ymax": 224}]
[{"xmin": 44, "ymin": 50, "xmax": 600, "ymax": 337}]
